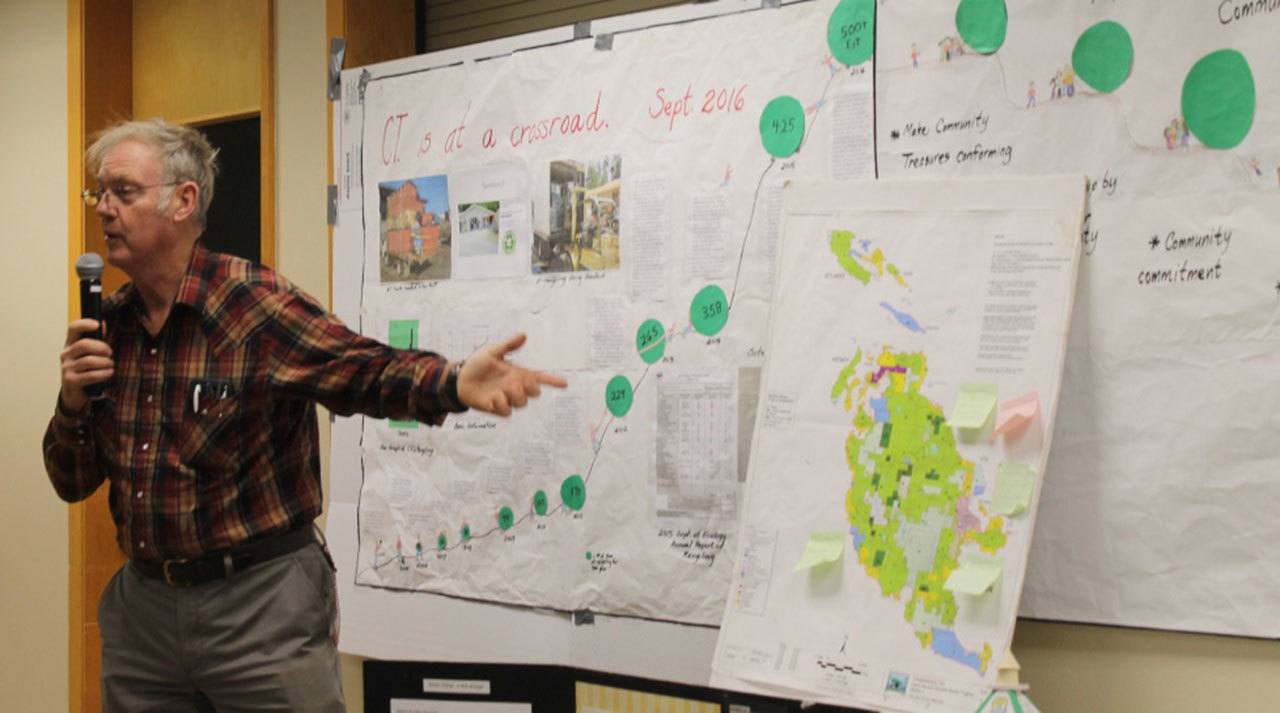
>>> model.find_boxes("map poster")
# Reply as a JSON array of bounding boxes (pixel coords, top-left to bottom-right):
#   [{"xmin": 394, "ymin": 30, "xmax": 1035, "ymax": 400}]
[{"xmin": 712, "ymin": 176, "xmax": 1083, "ymax": 712}]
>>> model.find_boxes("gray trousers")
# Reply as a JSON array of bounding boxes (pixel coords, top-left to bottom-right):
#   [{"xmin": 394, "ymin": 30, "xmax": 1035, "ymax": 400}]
[{"xmin": 97, "ymin": 541, "xmax": 346, "ymax": 712}]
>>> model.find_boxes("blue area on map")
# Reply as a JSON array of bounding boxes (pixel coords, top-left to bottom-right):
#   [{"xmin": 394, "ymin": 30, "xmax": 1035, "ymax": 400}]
[
  {"xmin": 870, "ymin": 397, "xmax": 890, "ymax": 423},
  {"xmin": 973, "ymin": 482, "xmax": 986, "ymax": 496},
  {"xmin": 849, "ymin": 526, "xmax": 866, "ymax": 549},
  {"xmin": 860, "ymin": 239, "xmax": 872, "ymax": 252},
  {"xmin": 930, "ymin": 628, "xmax": 983, "ymax": 673},
  {"xmin": 880, "ymin": 302, "xmax": 926, "ymax": 334}
]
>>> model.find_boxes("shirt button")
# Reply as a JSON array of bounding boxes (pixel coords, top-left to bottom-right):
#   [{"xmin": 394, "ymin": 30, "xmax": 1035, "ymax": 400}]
[
  {"xmin": 138, "ymin": 541, "xmax": 146, "ymax": 549},
  {"xmin": 149, "ymin": 348, "xmax": 157, "ymax": 356},
  {"xmin": 146, "ymin": 394, "xmax": 154, "ymax": 403},
  {"xmin": 141, "ymin": 443, "xmax": 150, "ymax": 451},
  {"xmin": 78, "ymin": 439, "xmax": 86, "ymax": 445},
  {"xmin": 136, "ymin": 491, "xmax": 143, "ymax": 499}
]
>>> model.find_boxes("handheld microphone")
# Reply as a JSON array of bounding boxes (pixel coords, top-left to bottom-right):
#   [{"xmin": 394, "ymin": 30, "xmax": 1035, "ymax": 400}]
[{"xmin": 75, "ymin": 252, "xmax": 107, "ymax": 400}]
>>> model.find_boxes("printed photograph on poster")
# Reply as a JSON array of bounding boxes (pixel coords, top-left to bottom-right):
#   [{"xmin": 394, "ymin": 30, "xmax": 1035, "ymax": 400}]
[
  {"xmin": 456, "ymin": 201, "xmax": 503, "ymax": 256},
  {"xmin": 378, "ymin": 175, "xmax": 451, "ymax": 282},
  {"xmin": 536, "ymin": 155, "xmax": 622, "ymax": 273},
  {"xmin": 449, "ymin": 164, "xmax": 533, "ymax": 280}
]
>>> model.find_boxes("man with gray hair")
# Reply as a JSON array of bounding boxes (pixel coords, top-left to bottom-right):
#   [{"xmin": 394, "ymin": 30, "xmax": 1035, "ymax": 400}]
[{"xmin": 45, "ymin": 118, "xmax": 565, "ymax": 711}]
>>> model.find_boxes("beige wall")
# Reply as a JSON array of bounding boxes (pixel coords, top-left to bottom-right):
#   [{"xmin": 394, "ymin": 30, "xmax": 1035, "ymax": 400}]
[
  {"xmin": 273, "ymin": 2, "xmax": 366, "ymax": 709},
  {"xmin": 0, "ymin": 0, "xmax": 69, "ymax": 711},
  {"xmin": 1014, "ymin": 620, "xmax": 1279, "ymax": 710},
  {"xmin": 3, "ymin": 1, "xmax": 1274, "ymax": 711}
]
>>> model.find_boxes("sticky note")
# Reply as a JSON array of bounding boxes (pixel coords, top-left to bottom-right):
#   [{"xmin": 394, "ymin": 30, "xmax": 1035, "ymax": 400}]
[
  {"xmin": 794, "ymin": 532, "xmax": 845, "ymax": 571},
  {"xmin": 388, "ymin": 319, "xmax": 419, "ymax": 350},
  {"xmin": 949, "ymin": 384, "xmax": 998, "ymax": 430},
  {"xmin": 943, "ymin": 553, "xmax": 1003, "ymax": 595},
  {"xmin": 388, "ymin": 319, "xmax": 421, "ymax": 429},
  {"xmin": 992, "ymin": 461, "xmax": 1036, "ymax": 516},
  {"xmin": 991, "ymin": 391, "xmax": 1039, "ymax": 440}
]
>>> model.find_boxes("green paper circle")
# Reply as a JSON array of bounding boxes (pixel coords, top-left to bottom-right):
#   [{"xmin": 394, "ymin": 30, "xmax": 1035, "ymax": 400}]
[
  {"xmin": 461, "ymin": 524, "xmax": 472, "ymax": 542},
  {"xmin": 605, "ymin": 375, "xmax": 634, "ymax": 418},
  {"xmin": 497, "ymin": 506, "xmax": 514, "ymax": 531},
  {"xmin": 955, "ymin": 0, "xmax": 1008, "ymax": 54},
  {"xmin": 636, "ymin": 319, "xmax": 667, "ymax": 364},
  {"xmin": 1072, "ymin": 21, "xmax": 1133, "ymax": 93},
  {"xmin": 690, "ymin": 284, "xmax": 730, "ymax": 336},
  {"xmin": 759, "ymin": 96, "xmax": 806, "ymax": 158},
  {"xmin": 827, "ymin": 0, "xmax": 875, "ymax": 67},
  {"xmin": 436, "ymin": 533, "xmax": 447, "ymax": 550},
  {"xmin": 533, "ymin": 490, "xmax": 549, "ymax": 516},
  {"xmin": 561, "ymin": 474, "xmax": 586, "ymax": 512},
  {"xmin": 1181, "ymin": 49, "xmax": 1255, "ymax": 149}
]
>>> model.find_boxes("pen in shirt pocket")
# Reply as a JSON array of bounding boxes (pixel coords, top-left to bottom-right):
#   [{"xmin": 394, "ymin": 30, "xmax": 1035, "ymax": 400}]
[{"xmin": 191, "ymin": 379, "xmax": 234, "ymax": 415}]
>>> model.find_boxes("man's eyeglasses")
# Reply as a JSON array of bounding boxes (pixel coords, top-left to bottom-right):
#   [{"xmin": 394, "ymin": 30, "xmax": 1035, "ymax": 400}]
[{"xmin": 81, "ymin": 182, "xmax": 180, "ymax": 207}]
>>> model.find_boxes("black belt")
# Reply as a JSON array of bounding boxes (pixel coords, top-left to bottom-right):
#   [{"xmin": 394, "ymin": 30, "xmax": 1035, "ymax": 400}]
[{"xmin": 131, "ymin": 524, "xmax": 319, "ymax": 587}]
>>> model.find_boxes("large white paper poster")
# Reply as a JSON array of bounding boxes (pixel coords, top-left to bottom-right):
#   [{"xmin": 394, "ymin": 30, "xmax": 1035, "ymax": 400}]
[
  {"xmin": 342, "ymin": 0, "xmax": 874, "ymax": 629},
  {"xmin": 712, "ymin": 177, "xmax": 1083, "ymax": 712},
  {"xmin": 876, "ymin": 1, "xmax": 1280, "ymax": 636}
]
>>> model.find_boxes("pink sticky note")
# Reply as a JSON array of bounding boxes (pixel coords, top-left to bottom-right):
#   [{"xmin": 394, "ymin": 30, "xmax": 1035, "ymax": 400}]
[{"xmin": 991, "ymin": 391, "xmax": 1039, "ymax": 441}]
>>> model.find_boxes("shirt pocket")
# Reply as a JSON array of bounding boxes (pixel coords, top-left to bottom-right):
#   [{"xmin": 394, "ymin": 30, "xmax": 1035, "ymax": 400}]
[{"xmin": 178, "ymin": 395, "xmax": 242, "ymax": 478}]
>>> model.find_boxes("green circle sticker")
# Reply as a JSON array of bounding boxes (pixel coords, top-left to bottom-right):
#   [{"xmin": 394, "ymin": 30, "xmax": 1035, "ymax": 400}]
[
  {"xmin": 1072, "ymin": 21, "xmax": 1133, "ymax": 93},
  {"xmin": 561, "ymin": 474, "xmax": 586, "ymax": 512},
  {"xmin": 1182, "ymin": 49, "xmax": 1255, "ymax": 149},
  {"xmin": 533, "ymin": 490, "xmax": 549, "ymax": 516},
  {"xmin": 690, "ymin": 284, "xmax": 729, "ymax": 336},
  {"xmin": 635, "ymin": 319, "xmax": 666, "ymax": 364},
  {"xmin": 437, "ymin": 533, "xmax": 447, "ymax": 550},
  {"xmin": 605, "ymin": 375, "xmax": 634, "ymax": 418},
  {"xmin": 827, "ymin": 0, "xmax": 875, "ymax": 66},
  {"xmin": 461, "ymin": 524, "xmax": 472, "ymax": 542},
  {"xmin": 955, "ymin": 0, "xmax": 1008, "ymax": 54},
  {"xmin": 759, "ymin": 96, "xmax": 805, "ymax": 158},
  {"xmin": 497, "ymin": 506, "xmax": 514, "ymax": 531}
]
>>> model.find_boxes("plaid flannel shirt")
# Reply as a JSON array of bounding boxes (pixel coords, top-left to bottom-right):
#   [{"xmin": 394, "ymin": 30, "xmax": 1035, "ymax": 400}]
[{"xmin": 44, "ymin": 244, "xmax": 464, "ymax": 561}]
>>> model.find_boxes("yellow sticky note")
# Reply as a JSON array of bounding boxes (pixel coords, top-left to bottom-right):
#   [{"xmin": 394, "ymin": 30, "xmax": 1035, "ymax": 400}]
[
  {"xmin": 992, "ymin": 391, "xmax": 1040, "ymax": 440},
  {"xmin": 794, "ymin": 532, "xmax": 845, "ymax": 571},
  {"xmin": 992, "ymin": 461, "xmax": 1036, "ymax": 516},
  {"xmin": 950, "ymin": 384, "xmax": 998, "ymax": 429},
  {"xmin": 943, "ymin": 553, "xmax": 1004, "ymax": 595}
]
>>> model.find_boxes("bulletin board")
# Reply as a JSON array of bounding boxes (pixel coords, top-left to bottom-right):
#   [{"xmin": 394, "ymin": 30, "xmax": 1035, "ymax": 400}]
[{"xmin": 327, "ymin": 0, "xmax": 1280, "ymax": 693}]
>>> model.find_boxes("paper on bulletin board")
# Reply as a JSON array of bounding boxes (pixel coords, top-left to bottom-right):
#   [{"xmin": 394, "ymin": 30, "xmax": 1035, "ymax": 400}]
[
  {"xmin": 874, "ymin": 0, "xmax": 1280, "ymax": 638},
  {"xmin": 391, "ymin": 701, "xmax": 531, "ymax": 713},
  {"xmin": 712, "ymin": 174, "xmax": 1083, "ymax": 713},
  {"xmin": 340, "ymin": 0, "xmax": 875, "ymax": 629}
]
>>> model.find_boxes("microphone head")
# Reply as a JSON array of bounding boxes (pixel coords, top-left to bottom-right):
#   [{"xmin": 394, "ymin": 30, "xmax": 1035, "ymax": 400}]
[{"xmin": 75, "ymin": 252, "xmax": 105, "ymax": 280}]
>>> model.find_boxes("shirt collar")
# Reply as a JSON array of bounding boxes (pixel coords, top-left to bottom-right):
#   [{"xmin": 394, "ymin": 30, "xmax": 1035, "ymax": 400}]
[
  {"xmin": 103, "ymin": 244, "xmax": 210, "ymax": 320},
  {"xmin": 173, "ymin": 242, "xmax": 216, "ymax": 314},
  {"xmin": 172, "ymin": 242, "xmax": 243, "ymax": 357}
]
